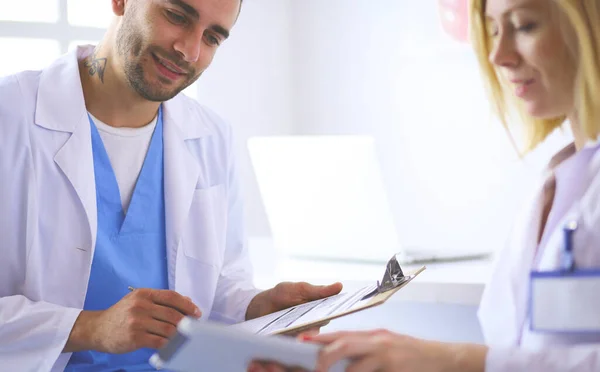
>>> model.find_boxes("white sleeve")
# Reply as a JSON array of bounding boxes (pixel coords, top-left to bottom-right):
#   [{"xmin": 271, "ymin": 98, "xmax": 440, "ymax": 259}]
[
  {"xmin": 207, "ymin": 118, "xmax": 262, "ymax": 324},
  {"xmin": 0, "ymin": 296, "xmax": 81, "ymax": 371},
  {"xmin": 486, "ymin": 345, "xmax": 600, "ymax": 372}
]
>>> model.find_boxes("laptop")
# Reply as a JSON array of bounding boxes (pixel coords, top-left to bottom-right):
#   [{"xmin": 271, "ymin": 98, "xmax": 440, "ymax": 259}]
[{"xmin": 247, "ymin": 135, "xmax": 491, "ymax": 264}]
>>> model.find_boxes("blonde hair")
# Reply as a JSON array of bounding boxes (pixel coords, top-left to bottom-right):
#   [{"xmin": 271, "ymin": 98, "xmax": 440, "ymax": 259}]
[{"xmin": 469, "ymin": 0, "xmax": 600, "ymax": 153}]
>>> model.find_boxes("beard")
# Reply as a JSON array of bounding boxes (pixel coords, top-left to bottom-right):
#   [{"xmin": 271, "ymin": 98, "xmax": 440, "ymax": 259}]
[{"xmin": 115, "ymin": 10, "xmax": 201, "ymax": 102}]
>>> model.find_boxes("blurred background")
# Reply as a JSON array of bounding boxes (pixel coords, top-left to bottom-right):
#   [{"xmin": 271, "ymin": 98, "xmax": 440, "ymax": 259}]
[{"xmin": 0, "ymin": 0, "xmax": 571, "ymax": 263}]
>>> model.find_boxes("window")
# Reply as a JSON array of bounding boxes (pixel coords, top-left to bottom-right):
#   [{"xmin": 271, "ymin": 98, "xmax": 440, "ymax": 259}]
[
  {"xmin": 0, "ymin": 38, "xmax": 60, "ymax": 76},
  {"xmin": 0, "ymin": 0, "xmax": 59, "ymax": 23},
  {"xmin": 0, "ymin": 1, "xmax": 105, "ymax": 77}
]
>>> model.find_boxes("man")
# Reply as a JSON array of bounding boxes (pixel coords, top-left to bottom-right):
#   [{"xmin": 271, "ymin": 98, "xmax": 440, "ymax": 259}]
[{"xmin": 0, "ymin": 0, "xmax": 342, "ymax": 370}]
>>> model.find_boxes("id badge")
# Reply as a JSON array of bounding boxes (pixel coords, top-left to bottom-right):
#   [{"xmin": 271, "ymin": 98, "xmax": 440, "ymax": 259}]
[
  {"xmin": 529, "ymin": 269, "xmax": 600, "ymax": 333},
  {"xmin": 529, "ymin": 221, "xmax": 600, "ymax": 333}
]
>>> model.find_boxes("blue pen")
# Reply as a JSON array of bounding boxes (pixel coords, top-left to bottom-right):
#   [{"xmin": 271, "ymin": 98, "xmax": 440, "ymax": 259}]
[{"xmin": 562, "ymin": 220, "xmax": 578, "ymax": 271}]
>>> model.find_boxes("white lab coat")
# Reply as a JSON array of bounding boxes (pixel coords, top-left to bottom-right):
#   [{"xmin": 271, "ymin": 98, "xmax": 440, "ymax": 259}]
[
  {"xmin": 478, "ymin": 143, "xmax": 600, "ymax": 371},
  {"xmin": 0, "ymin": 46, "xmax": 262, "ymax": 371}
]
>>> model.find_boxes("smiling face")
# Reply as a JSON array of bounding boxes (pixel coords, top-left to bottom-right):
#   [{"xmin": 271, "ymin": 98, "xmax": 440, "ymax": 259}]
[
  {"xmin": 485, "ymin": 0, "xmax": 577, "ymax": 119},
  {"xmin": 114, "ymin": 0, "xmax": 241, "ymax": 102}
]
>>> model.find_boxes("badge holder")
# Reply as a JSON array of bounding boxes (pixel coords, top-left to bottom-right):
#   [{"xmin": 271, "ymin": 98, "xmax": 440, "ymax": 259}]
[{"xmin": 529, "ymin": 220, "xmax": 600, "ymax": 333}]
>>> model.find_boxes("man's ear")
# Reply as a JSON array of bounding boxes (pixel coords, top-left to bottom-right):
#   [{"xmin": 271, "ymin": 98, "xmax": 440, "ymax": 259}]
[{"xmin": 111, "ymin": 0, "xmax": 126, "ymax": 16}]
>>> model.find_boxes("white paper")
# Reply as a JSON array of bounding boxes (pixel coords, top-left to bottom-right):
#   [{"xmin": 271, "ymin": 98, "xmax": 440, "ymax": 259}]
[
  {"xmin": 231, "ymin": 284, "xmax": 378, "ymax": 335},
  {"xmin": 287, "ymin": 284, "xmax": 378, "ymax": 328}
]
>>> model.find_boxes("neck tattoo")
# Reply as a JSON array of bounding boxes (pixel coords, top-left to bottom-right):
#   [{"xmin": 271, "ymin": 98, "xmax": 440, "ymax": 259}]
[{"xmin": 84, "ymin": 51, "xmax": 108, "ymax": 83}]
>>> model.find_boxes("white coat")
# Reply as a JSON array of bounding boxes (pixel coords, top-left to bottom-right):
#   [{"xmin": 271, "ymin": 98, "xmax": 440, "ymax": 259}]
[
  {"xmin": 478, "ymin": 143, "xmax": 600, "ymax": 371},
  {"xmin": 0, "ymin": 46, "xmax": 261, "ymax": 371}
]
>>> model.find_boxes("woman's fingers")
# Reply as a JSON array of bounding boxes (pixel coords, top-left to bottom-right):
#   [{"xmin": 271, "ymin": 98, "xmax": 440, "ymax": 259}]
[{"xmin": 316, "ymin": 334, "xmax": 380, "ymax": 372}]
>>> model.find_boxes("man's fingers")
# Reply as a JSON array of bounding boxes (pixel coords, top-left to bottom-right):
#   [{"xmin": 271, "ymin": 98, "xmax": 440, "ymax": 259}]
[
  {"xmin": 151, "ymin": 304, "xmax": 189, "ymax": 326},
  {"xmin": 144, "ymin": 317, "xmax": 179, "ymax": 339},
  {"xmin": 149, "ymin": 290, "xmax": 201, "ymax": 318},
  {"xmin": 138, "ymin": 332, "xmax": 169, "ymax": 350},
  {"xmin": 298, "ymin": 282, "xmax": 343, "ymax": 302},
  {"xmin": 321, "ymin": 282, "xmax": 343, "ymax": 297},
  {"xmin": 311, "ymin": 282, "xmax": 342, "ymax": 300}
]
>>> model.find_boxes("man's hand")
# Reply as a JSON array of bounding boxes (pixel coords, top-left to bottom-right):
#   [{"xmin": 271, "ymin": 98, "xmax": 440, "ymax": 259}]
[
  {"xmin": 245, "ymin": 281, "xmax": 343, "ymax": 320},
  {"xmin": 244, "ymin": 281, "xmax": 342, "ymax": 372},
  {"xmin": 64, "ymin": 289, "xmax": 201, "ymax": 354}
]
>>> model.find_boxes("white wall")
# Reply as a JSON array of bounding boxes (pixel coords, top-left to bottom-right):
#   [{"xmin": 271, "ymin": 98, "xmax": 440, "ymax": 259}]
[
  {"xmin": 195, "ymin": 0, "xmax": 295, "ymax": 236},
  {"xmin": 288, "ymin": 0, "xmax": 571, "ymax": 254}
]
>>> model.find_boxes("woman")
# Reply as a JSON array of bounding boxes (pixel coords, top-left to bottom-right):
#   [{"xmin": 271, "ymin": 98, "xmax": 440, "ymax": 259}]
[{"xmin": 252, "ymin": 0, "xmax": 600, "ymax": 371}]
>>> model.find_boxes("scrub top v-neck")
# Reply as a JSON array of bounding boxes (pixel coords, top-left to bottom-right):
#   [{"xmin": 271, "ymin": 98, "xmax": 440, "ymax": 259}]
[{"xmin": 66, "ymin": 107, "xmax": 169, "ymax": 371}]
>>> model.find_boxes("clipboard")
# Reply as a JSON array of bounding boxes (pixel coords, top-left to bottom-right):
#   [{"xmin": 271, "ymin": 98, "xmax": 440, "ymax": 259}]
[
  {"xmin": 149, "ymin": 255, "xmax": 425, "ymax": 370},
  {"xmin": 232, "ymin": 255, "xmax": 425, "ymax": 336}
]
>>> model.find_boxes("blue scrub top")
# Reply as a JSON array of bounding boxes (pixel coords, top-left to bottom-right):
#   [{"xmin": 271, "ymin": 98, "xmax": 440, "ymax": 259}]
[{"xmin": 66, "ymin": 107, "xmax": 169, "ymax": 371}]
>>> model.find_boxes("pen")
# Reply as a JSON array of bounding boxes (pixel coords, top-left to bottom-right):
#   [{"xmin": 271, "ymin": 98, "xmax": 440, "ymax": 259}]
[
  {"xmin": 128, "ymin": 286, "xmax": 136, "ymax": 292},
  {"xmin": 562, "ymin": 220, "xmax": 577, "ymax": 271}
]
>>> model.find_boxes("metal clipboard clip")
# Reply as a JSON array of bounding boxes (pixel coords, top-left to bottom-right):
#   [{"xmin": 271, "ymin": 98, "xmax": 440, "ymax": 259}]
[
  {"xmin": 362, "ymin": 254, "xmax": 415, "ymax": 300},
  {"xmin": 376, "ymin": 254, "xmax": 411, "ymax": 293}
]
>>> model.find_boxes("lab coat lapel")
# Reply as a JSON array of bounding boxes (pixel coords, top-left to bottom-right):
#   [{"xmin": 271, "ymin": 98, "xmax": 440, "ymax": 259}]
[
  {"xmin": 510, "ymin": 185, "xmax": 544, "ymax": 343},
  {"xmin": 162, "ymin": 96, "xmax": 213, "ymax": 288},
  {"xmin": 478, "ymin": 179, "xmax": 544, "ymax": 346},
  {"xmin": 35, "ymin": 47, "xmax": 98, "ymax": 250}
]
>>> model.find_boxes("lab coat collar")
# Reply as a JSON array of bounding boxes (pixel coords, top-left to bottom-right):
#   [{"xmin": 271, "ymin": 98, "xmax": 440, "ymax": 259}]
[
  {"xmin": 35, "ymin": 45, "xmax": 213, "ymax": 140},
  {"xmin": 546, "ymin": 143, "xmax": 576, "ymax": 171},
  {"xmin": 163, "ymin": 91, "xmax": 213, "ymax": 140},
  {"xmin": 35, "ymin": 46, "xmax": 89, "ymax": 132}
]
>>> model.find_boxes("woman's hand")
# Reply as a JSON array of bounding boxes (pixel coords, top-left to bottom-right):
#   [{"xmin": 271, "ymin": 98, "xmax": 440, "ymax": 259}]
[
  {"xmin": 309, "ymin": 329, "xmax": 487, "ymax": 372},
  {"xmin": 248, "ymin": 329, "xmax": 487, "ymax": 372}
]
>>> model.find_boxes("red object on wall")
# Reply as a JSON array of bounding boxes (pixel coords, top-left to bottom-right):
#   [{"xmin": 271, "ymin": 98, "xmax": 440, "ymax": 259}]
[{"xmin": 438, "ymin": 0, "xmax": 469, "ymax": 43}]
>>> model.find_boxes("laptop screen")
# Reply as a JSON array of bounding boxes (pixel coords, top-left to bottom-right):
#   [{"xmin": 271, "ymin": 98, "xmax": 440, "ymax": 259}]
[{"xmin": 248, "ymin": 135, "xmax": 400, "ymax": 263}]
